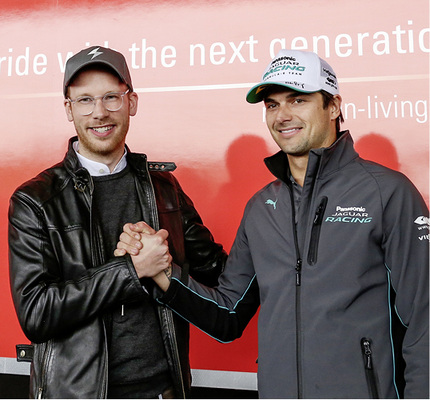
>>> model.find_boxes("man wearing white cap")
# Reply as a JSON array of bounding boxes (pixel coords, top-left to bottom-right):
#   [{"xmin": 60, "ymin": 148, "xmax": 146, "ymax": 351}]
[{"xmin": 117, "ymin": 50, "xmax": 429, "ymax": 398}]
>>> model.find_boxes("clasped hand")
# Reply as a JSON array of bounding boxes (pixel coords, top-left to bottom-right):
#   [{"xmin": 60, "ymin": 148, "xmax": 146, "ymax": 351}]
[{"xmin": 114, "ymin": 222, "xmax": 172, "ymax": 280}]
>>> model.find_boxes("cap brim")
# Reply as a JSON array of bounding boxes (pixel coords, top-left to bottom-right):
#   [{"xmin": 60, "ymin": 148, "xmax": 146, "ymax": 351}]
[{"xmin": 246, "ymin": 82, "xmax": 319, "ymax": 103}]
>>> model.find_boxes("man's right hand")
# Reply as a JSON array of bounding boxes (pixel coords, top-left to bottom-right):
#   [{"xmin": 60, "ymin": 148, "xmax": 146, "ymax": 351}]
[
  {"xmin": 130, "ymin": 228, "xmax": 172, "ymax": 279},
  {"xmin": 114, "ymin": 221, "xmax": 173, "ymax": 285},
  {"xmin": 114, "ymin": 222, "xmax": 156, "ymax": 256}
]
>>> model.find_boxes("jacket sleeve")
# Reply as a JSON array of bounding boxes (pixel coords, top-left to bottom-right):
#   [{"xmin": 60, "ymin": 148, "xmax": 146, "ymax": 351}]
[
  {"xmin": 158, "ymin": 173, "xmax": 228, "ymax": 287},
  {"xmin": 380, "ymin": 172, "xmax": 429, "ymax": 398},
  {"xmin": 8, "ymin": 191, "xmax": 145, "ymax": 344},
  {"xmin": 158, "ymin": 217, "xmax": 259, "ymax": 343}
]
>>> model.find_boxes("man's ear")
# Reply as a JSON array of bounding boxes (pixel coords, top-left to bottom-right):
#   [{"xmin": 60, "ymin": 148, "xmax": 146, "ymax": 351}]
[
  {"xmin": 64, "ymin": 100, "xmax": 74, "ymax": 122},
  {"xmin": 330, "ymin": 94, "xmax": 342, "ymax": 120},
  {"xmin": 128, "ymin": 91, "xmax": 138, "ymax": 117}
]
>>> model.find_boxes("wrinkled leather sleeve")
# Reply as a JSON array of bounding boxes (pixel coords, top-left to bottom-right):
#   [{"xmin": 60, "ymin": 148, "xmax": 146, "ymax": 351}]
[
  {"xmin": 151, "ymin": 172, "xmax": 227, "ymax": 287},
  {"xmin": 8, "ymin": 190, "xmax": 145, "ymax": 344}
]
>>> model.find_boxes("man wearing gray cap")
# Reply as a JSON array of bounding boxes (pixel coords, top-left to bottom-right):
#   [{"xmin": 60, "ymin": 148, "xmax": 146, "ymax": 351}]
[
  {"xmin": 120, "ymin": 49, "xmax": 429, "ymax": 398},
  {"xmin": 8, "ymin": 45, "xmax": 227, "ymax": 399}
]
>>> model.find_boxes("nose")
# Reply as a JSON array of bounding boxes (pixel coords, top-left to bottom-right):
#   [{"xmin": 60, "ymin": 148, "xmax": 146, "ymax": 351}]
[
  {"xmin": 276, "ymin": 103, "xmax": 293, "ymax": 123},
  {"xmin": 92, "ymin": 97, "xmax": 109, "ymax": 119}
]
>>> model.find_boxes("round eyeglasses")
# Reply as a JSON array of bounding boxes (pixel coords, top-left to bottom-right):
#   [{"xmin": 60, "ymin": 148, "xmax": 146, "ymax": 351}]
[{"xmin": 67, "ymin": 89, "xmax": 130, "ymax": 116}]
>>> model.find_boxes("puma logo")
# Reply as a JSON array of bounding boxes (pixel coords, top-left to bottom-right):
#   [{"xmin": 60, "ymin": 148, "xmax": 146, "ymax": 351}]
[{"xmin": 265, "ymin": 199, "xmax": 278, "ymax": 210}]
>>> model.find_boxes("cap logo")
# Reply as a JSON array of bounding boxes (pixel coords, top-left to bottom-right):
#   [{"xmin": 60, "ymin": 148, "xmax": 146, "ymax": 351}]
[
  {"xmin": 270, "ymin": 55, "xmax": 297, "ymax": 65},
  {"xmin": 87, "ymin": 47, "xmax": 103, "ymax": 60},
  {"xmin": 322, "ymin": 67, "xmax": 336, "ymax": 79},
  {"xmin": 256, "ymin": 85, "xmax": 267, "ymax": 94},
  {"xmin": 263, "ymin": 65, "xmax": 305, "ymax": 81}
]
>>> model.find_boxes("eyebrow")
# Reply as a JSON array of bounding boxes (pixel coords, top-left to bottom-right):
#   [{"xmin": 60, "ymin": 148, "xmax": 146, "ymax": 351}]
[{"xmin": 264, "ymin": 91, "xmax": 311, "ymax": 103}]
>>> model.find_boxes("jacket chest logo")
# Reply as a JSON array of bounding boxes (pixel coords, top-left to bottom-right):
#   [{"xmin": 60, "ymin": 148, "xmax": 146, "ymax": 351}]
[{"xmin": 325, "ymin": 205, "xmax": 373, "ymax": 224}]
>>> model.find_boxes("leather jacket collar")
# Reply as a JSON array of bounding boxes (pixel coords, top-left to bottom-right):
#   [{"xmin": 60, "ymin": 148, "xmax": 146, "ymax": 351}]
[{"xmin": 63, "ymin": 136, "xmax": 150, "ymax": 194}]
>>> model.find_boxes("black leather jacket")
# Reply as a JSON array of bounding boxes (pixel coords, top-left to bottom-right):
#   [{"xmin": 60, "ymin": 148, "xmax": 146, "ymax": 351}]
[{"xmin": 8, "ymin": 137, "xmax": 227, "ymax": 398}]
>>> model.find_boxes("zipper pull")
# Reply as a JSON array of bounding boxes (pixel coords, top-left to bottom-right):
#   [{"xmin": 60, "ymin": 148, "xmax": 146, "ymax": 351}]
[
  {"xmin": 38, "ymin": 387, "xmax": 43, "ymax": 399},
  {"xmin": 313, "ymin": 205, "xmax": 324, "ymax": 224},
  {"xmin": 361, "ymin": 338, "xmax": 373, "ymax": 369},
  {"xmin": 295, "ymin": 258, "xmax": 302, "ymax": 286},
  {"xmin": 121, "ymin": 304, "xmax": 125, "ymax": 317},
  {"xmin": 313, "ymin": 197, "xmax": 328, "ymax": 225}
]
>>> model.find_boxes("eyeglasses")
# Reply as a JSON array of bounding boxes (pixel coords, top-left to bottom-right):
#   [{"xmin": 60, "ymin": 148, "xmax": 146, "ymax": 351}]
[{"xmin": 67, "ymin": 89, "xmax": 130, "ymax": 116}]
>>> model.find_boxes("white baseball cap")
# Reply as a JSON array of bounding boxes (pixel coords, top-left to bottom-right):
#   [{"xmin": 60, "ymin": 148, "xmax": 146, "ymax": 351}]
[{"xmin": 246, "ymin": 49, "xmax": 339, "ymax": 103}]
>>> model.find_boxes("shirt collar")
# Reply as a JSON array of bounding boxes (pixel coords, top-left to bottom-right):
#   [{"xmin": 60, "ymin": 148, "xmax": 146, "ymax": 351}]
[{"xmin": 73, "ymin": 141, "xmax": 128, "ymax": 177}]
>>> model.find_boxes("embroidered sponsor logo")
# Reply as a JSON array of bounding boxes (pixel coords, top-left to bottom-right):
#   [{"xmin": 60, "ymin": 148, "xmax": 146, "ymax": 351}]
[
  {"xmin": 415, "ymin": 216, "xmax": 430, "ymax": 226},
  {"xmin": 415, "ymin": 216, "xmax": 430, "ymax": 241},
  {"xmin": 263, "ymin": 56, "xmax": 305, "ymax": 82},
  {"xmin": 265, "ymin": 199, "xmax": 278, "ymax": 210},
  {"xmin": 88, "ymin": 47, "xmax": 103, "ymax": 60},
  {"xmin": 256, "ymin": 85, "xmax": 267, "ymax": 94},
  {"xmin": 263, "ymin": 65, "xmax": 306, "ymax": 80},
  {"xmin": 325, "ymin": 205, "xmax": 372, "ymax": 224}
]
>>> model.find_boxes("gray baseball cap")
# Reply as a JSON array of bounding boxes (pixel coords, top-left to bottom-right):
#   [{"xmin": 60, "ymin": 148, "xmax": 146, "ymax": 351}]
[{"xmin": 63, "ymin": 46, "xmax": 133, "ymax": 97}]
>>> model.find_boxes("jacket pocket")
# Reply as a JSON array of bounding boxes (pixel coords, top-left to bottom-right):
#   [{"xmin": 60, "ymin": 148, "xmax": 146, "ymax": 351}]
[
  {"xmin": 307, "ymin": 196, "xmax": 328, "ymax": 265},
  {"xmin": 361, "ymin": 338, "xmax": 380, "ymax": 399}
]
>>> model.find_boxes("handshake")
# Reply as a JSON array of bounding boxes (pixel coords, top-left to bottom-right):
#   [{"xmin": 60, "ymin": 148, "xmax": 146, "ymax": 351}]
[{"xmin": 114, "ymin": 222, "xmax": 172, "ymax": 291}]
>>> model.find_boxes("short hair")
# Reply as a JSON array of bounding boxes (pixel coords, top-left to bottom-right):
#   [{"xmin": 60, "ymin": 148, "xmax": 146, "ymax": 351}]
[{"xmin": 320, "ymin": 90, "xmax": 344, "ymax": 133}]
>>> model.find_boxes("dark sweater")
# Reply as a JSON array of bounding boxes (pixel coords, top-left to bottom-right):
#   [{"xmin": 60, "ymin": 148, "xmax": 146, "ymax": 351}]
[{"xmin": 92, "ymin": 167, "xmax": 171, "ymax": 396}]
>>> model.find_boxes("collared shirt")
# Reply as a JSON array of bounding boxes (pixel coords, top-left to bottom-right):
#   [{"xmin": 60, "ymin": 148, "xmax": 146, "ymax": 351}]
[{"xmin": 73, "ymin": 141, "xmax": 127, "ymax": 176}]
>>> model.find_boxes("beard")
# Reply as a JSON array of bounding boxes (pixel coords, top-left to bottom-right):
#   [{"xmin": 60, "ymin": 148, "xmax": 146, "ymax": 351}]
[{"xmin": 75, "ymin": 120, "xmax": 129, "ymax": 162}]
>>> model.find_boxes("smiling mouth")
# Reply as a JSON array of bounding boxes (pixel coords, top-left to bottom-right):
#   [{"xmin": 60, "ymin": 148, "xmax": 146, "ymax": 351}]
[
  {"xmin": 278, "ymin": 127, "xmax": 302, "ymax": 137},
  {"xmin": 91, "ymin": 125, "xmax": 114, "ymax": 136}
]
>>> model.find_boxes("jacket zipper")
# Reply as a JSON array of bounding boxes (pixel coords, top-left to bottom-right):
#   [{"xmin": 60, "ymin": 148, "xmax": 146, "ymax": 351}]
[
  {"xmin": 361, "ymin": 338, "xmax": 380, "ymax": 399},
  {"xmin": 100, "ymin": 321, "xmax": 109, "ymax": 398},
  {"xmin": 37, "ymin": 340, "xmax": 52, "ymax": 399},
  {"xmin": 75, "ymin": 174, "xmax": 109, "ymax": 398},
  {"xmin": 307, "ymin": 196, "xmax": 328, "ymax": 265},
  {"xmin": 288, "ymin": 183, "xmax": 303, "ymax": 398},
  {"xmin": 165, "ymin": 308, "xmax": 186, "ymax": 397},
  {"xmin": 145, "ymin": 166, "xmax": 185, "ymax": 398}
]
